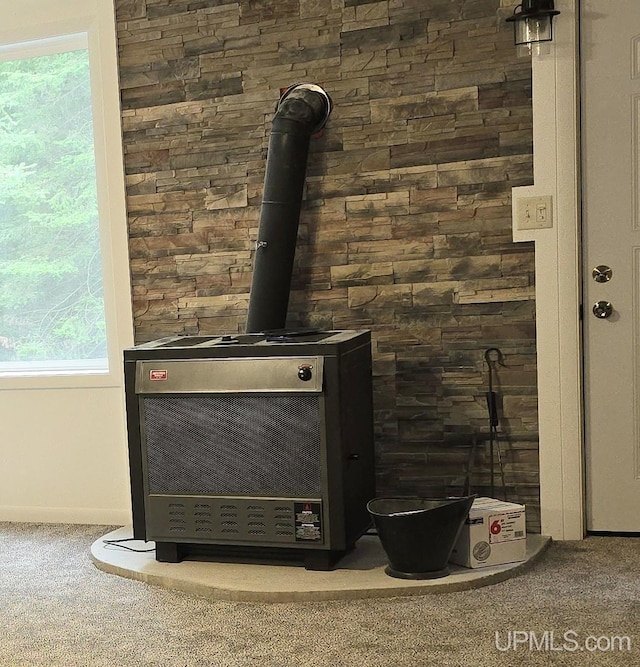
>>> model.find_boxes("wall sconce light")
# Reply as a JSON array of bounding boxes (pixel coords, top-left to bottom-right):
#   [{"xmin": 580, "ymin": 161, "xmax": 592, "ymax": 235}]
[{"xmin": 506, "ymin": 0, "xmax": 560, "ymax": 57}]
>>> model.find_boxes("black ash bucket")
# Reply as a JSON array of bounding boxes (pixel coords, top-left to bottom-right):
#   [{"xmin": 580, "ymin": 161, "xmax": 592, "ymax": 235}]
[{"xmin": 367, "ymin": 496, "xmax": 475, "ymax": 579}]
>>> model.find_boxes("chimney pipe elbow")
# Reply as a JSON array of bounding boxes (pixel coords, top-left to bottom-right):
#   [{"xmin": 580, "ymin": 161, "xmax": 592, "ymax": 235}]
[{"xmin": 276, "ymin": 83, "xmax": 332, "ymax": 134}]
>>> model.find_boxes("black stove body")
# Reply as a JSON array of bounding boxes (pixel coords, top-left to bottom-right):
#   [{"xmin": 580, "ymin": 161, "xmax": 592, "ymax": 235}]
[{"xmin": 124, "ymin": 330, "xmax": 375, "ymax": 570}]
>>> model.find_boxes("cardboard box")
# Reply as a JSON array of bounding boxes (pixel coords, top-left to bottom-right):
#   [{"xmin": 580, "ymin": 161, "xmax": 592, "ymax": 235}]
[{"xmin": 449, "ymin": 497, "xmax": 526, "ymax": 568}]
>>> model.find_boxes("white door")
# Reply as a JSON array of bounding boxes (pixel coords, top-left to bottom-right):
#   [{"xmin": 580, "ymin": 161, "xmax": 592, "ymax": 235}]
[
  {"xmin": 583, "ymin": 0, "xmax": 640, "ymax": 531},
  {"xmin": 0, "ymin": 0, "xmax": 133, "ymax": 524}
]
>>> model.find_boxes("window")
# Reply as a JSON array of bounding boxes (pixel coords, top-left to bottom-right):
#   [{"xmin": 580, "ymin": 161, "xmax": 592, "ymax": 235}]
[{"xmin": 0, "ymin": 34, "xmax": 107, "ymax": 375}]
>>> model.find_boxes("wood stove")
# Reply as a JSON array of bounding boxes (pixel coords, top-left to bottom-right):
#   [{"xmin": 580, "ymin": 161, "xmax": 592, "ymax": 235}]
[
  {"xmin": 124, "ymin": 330, "xmax": 375, "ymax": 570},
  {"xmin": 123, "ymin": 85, "xmax": 374, "ymax": 569}
]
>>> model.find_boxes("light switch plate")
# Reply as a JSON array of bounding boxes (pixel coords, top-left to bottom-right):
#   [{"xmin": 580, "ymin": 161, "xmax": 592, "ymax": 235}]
[{"xmin": 516, "ymin": 195, "xmax": 553, "ymax": 230}]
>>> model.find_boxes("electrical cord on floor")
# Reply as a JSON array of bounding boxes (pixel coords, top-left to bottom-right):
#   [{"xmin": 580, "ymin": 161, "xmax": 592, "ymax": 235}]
[{"xmin": 102, "ymin": 537, "xmax": 155, "ymax": 553}]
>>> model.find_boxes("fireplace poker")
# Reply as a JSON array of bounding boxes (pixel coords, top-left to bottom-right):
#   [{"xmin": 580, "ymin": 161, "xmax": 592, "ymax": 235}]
[{"xmin": 485, "ymin": 347, "xmax": 507, "ymax": 500}]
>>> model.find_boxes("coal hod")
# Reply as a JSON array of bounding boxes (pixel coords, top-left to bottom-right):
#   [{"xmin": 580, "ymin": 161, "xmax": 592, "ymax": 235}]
[{"xmin": 368, "ymin": 496, "xmax": 475, "ymax": 579}]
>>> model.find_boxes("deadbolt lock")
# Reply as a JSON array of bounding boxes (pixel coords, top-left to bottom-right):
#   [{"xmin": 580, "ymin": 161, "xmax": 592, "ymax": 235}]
[
  {"xmin": 592, "ymin": 265, "xmax": 613, "ymax": 283},
  {"xmin": 592, "ymin": 301, "xmax": 613, "ymax": 319}
]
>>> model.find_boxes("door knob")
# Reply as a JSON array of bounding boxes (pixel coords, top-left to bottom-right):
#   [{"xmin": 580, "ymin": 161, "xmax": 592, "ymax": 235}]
[{"xmin": 592, "ymin": 301, "xmax": 613, "ymax": 319}]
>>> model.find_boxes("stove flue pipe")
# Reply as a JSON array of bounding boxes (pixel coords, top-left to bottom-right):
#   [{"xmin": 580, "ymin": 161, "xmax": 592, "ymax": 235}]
[{"xmin": 246, "ymin": 83, "xmax": 332, "ymax": 333}]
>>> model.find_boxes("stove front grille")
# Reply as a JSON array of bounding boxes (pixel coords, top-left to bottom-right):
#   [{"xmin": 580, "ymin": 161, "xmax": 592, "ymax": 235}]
[{"xmin": 142, "ymin": 394, "xmax": 322, "ymax": 497}]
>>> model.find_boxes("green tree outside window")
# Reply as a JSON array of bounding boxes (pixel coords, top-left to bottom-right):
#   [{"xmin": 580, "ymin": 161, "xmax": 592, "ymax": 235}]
[{"xmin": 0, "ymin": 47, "xmax": 107, "ymax": 367}]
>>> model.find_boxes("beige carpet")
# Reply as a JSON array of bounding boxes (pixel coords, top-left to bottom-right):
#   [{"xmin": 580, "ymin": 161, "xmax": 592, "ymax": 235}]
[{"xmin": 0, "ymin": 522, "xmax": 638, "ymax": 666}]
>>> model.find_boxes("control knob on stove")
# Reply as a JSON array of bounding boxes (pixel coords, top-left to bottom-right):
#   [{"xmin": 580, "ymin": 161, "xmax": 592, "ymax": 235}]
[{"xmin": 297, "ymin": 364, "xmax": 313, "ymax": 381}]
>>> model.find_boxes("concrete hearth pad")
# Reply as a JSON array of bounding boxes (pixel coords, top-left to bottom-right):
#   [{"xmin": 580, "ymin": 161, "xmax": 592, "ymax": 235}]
[{"xmin": 91, "ymin": 527, "xmax": 550, "ymax": 602}]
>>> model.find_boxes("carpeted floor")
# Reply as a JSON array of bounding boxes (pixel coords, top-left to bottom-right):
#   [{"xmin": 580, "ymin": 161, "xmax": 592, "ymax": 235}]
[{"xmin": 0, "ymin": 522, "xmax": 638, "ymax": 666}]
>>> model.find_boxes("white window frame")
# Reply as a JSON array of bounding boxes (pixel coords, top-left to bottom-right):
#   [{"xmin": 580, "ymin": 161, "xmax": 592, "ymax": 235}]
[{"xmin": 0, "ymin": 0, "xmax": 133, "ymax": 390}]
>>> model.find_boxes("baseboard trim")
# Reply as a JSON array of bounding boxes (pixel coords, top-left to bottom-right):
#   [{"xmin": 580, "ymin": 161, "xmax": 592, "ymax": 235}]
[{"xmin": 0, "ymin": 505, "xmax": 131, "ymax": 526}]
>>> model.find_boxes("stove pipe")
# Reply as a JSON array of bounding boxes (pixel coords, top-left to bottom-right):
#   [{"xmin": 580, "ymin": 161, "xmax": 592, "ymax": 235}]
[{"xmin": 246, "ymin": 83, "xmax": 332, "ymax": 333}]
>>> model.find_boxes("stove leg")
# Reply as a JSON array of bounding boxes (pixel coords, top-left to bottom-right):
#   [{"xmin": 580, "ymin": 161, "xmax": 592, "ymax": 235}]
[
  {"xmin": 155, "ymin": 541, "xmax": 185, "ymax": 563},
  {"xmin": 303, "ymin": 549, "xmax": 346, "ymax": 571}
]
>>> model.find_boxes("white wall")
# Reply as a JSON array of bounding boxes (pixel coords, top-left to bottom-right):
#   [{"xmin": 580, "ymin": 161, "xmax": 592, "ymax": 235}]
[
  {"xmin": 511, "ymin": 0, "xmax": 584, "ymax": 539},
  {"xmin": 0, "ymin": 388, "xmax": 131, "ymax": 524},
  {"xmin": 0, "ymin": 0, "xmax": 133, "ymax": 525}
]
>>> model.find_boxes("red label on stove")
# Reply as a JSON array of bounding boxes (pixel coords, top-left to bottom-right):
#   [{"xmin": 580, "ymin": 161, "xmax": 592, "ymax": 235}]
[{"xmin": 149, "ymin": 369, "xmax": 168, "ymax": 381}]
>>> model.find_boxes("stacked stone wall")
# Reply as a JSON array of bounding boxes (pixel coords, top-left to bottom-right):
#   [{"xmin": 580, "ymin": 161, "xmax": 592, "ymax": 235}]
[{"xmin": 115, "ymin": 0, "xmax": 539, "ymax": 530}]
